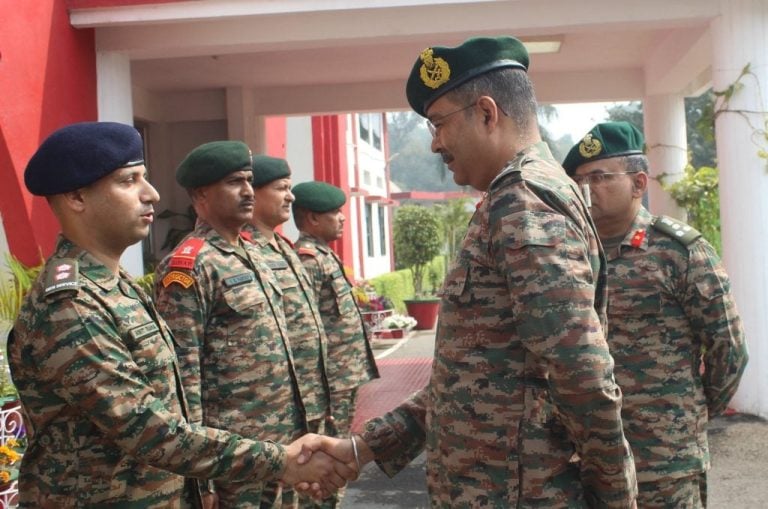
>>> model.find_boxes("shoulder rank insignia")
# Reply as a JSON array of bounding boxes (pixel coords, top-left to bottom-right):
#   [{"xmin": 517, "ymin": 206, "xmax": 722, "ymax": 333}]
[
  {"xmin": 43, "ymin": 258, "xmax": 80, "ymax": 297},
  {"xmin": 297, "ymin": 247, "xmax": 317, "ymax": 257},
  {"xmin": 169, "ymin": 237, "xmax": 205, "ymax": 270},
  {"xmin": 162, "ymin": 271, "xmax": 195, "ymax": 289},
  {"xmin": 630, "ymin": 229, "xmax": 646, "ymax": 248},
  {"xmin": 652, "ymin": 215, "xmax": 701, "ymax": 246}
]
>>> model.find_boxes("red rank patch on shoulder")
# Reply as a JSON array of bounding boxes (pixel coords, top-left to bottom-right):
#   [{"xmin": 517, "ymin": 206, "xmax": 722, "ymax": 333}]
[{"xmin": 169, "ymin": 238, "xmax": 204, "ymax": 269}]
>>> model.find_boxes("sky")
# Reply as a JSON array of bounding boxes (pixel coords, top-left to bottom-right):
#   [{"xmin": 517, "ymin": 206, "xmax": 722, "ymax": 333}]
[{"xmin": 543, "ymin": 101, "xmax": 623, "ymax": 142}]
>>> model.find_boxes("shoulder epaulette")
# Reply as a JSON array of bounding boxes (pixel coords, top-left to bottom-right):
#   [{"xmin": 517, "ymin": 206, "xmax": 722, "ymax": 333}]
[
  {"xmin": 652, "ymin": 215, "xmax": 702, "ymax": 246},
  {"xmin": 169, "ymin": 237, "xmax": 205, "ymax": 270},
  {"xmin": 297, "ymin": 247, "xmax": 317, "ymax": 257},
  {"xmin": 489, "ymin": 166, "xmax": 523, "ymax": 191},
  {"xmin": 43, "ymin": 258, "xmax": 80, "ymax": 297},
  {"xmin": 277, "ymin": 232, "xmax": 294, "ymax": 249}
]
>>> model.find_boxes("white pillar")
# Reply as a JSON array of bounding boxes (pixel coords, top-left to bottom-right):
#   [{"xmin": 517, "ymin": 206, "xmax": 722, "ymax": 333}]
[
  {"xmin": 711, "ymin": 0, "xmax": 768, "ymax": 418},
  {"xmin": 642, "ymin": 93, "xmax": 688, "ymax": 220},
  {"xmin": 96, "ymin": 51, "xmax": 145, "ymax": 277}
]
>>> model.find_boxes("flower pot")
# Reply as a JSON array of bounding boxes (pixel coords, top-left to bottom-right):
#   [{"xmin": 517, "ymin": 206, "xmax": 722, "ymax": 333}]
[
  {"xmin": 377, "ymin": 328, "xmax": 405, "ymax": 340},
  {"xmin": 404, "ymin": 298, "xmax": 440, "ymax": 330}
]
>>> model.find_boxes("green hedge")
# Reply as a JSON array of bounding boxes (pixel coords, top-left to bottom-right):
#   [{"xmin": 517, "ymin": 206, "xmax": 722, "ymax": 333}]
[{"xmin": 370, "ymin": 256, "xmax": 445, "ymax": 312}]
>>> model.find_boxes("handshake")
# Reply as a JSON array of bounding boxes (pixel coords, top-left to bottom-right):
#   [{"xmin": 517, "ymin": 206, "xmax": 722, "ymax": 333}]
[{"xmin": 281, "ymin": 433, "xmax": 374, "ymax": 499}]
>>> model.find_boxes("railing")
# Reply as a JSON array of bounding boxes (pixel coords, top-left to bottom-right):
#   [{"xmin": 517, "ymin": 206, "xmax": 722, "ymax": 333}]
[{"xmin": 0, "ymin": 400, "xmax": 22, "ymax": 508}]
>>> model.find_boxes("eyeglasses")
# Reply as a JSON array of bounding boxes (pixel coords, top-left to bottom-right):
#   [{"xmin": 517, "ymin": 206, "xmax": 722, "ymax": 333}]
[
  {"xmin": 426, "ymin": 103, "xmax": 476, "ymax": 138},
  {"xmin": 571, "ymin": 171, "xmax": 638, "ymax": 186}
]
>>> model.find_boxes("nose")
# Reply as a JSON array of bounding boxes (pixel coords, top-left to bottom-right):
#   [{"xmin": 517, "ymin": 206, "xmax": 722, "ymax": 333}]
[
  {"xmin": 287, "ymin": 190, "xmax": 295, "ymax": 202},
  {"xmin": 143, "ymin": 180, "xmax": 160, "ymax": 203},
  {"xmin": 430, "ymin": 135, "xmax": 442, "ymax": 153}
]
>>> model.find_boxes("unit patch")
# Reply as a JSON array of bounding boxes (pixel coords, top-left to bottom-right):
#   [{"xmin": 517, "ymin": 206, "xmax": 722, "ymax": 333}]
[{"xmin": 162, "ymin": 271, "xmax": 195, "ymax": 289}]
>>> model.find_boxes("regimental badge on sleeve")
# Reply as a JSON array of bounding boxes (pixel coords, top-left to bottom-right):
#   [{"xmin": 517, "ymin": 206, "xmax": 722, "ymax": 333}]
[{"xmin": 162, "ymin": 271, "xmax": 195, "ymax": 289}]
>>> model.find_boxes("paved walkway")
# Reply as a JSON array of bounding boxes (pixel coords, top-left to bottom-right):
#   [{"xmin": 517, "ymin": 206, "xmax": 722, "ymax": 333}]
[{"xmin": 343, "ymin": 328, "xmax": 768, "ymax": 508}]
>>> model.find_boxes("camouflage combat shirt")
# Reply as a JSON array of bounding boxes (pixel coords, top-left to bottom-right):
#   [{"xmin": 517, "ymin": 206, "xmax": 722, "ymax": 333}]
[
  {"xmin": 604, "ymin": 206, "xmax": 748, "ymax": 483},
  {"xmin": 243, "ymin": 226, "xmax": 330, "ymax": 422},
  {"xmin": 154, "ymin": 222, "xmax": 305, "ymax": 504},
  {"xmin": 360, "ymin": 143, "xmax": 637, "ymax": 508},
  {"xmin": 9, "ymin": 236, "xmax": 287, "ymax": 508},
  {"xmin": 294, "ymin": 235, "xmax": 378, "ymax": 393}
]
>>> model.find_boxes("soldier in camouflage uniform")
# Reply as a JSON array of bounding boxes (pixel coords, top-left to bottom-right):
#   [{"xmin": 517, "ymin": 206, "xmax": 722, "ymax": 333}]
[
  {"xmin": 292, "ymin": 181, "xmax": 379, "ymax": 508},
  {"xmin": 243, "ymin": 156, "xmax": 330, "ymax": 439},
  {"xmin": 9, "ymin": 122, "xmax": 355, "ymax": 508},
  {"xmin": 304, "ymin": 36, "xmax": 638, "ymax": 508},
  {"xmin": 563, "ymin": 122, "xmax": 748, "ymax": 508},
  {"xmin": 154, "ymin": 141, "xmax": 316, "ymax": 508},
  {"xmin": 244, "ymin": 155, "xmax": 333, "ymax": 509}
]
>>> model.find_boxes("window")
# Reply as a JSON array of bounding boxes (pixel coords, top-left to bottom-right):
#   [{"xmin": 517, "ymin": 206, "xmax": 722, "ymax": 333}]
[
  {"xmin": 365, "ymin": 203, "xmax": 374, "ymax": 257},
  {"xmin": 378, "ymin": 205, "xmax": 387, "ymax": 256},
  {"xmin": 358, "ymin": 113, "xmax": 383, "ymax": 151},
  {"xmin": 359, "ymin": 114, "xmax": 370, "ymax": 144}
]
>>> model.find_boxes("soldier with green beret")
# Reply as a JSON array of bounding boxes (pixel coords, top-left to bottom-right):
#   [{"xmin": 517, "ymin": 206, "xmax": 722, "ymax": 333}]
[
  {"xmin": 564, "ymin": 121, "xmax": 748, "ymax": 508},
  {"xmin": 306, "ymin": 36, "xmax": 639, "ymax": 508},
  {"xmin": 155, "ymin": 143, "xmax": 350, "ymax": 508},
  {"xmin": 292, "ymin": 181, "xmax": 379, "ymax": 509},
  {"xmin": 10, "ymin": 123, "xmax": 354, "ymax": 508},
  {"xmin": 242, "ymin": 156, "xmax": 334, "ymax": 508}
]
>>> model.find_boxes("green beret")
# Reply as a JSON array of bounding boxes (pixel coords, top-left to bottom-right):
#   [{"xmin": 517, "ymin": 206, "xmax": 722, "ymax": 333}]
[
  {"xmin": 406, "ymin": 36, "xmax": 529, "ymax": 117},
  {"xmin": 292, "ymin": 181, "xmax": 346, "ymax": 213},
  {"xmin": 562, "ymin": 121, "xmax": 645, "ymax": 176},
  {"xmin": 176, "ymin": 140, "xmax": 252, "ymax": 188},
  {"xmin": 252, "ymin": 155, "xmax": 291, "ymax": 187}
]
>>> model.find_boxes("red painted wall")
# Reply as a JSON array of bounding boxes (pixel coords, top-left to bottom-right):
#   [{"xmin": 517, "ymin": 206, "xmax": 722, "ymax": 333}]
[
  {"xmin": 311, "ymin": 116, "xmax": 353, "ymax": 268},
  {"xmin": 1, "ymin": 2, "xmax": 97, "ymax": 264}
]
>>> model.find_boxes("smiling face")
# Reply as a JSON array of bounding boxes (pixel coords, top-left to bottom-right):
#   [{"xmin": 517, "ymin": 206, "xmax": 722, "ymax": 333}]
[
  {"xmin": 252, "ymin": 177, "xmax": 294, "ymax": 229},
  {"xmin": 80, "ymin": 164, "xmax": 160, "ymax": 250},
  {"xmin": 426, "ymin": 95, "xmax": 480, "ymax": 188}
]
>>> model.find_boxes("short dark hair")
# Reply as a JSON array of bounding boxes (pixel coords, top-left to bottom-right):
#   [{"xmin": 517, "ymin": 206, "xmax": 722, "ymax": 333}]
[
  {"xmin": 292, "ymin": 206, "xmax": 309, "ymax": 229},
  {"xmin": 624, "ymin": 154, "xmax": 649, "ymax": 174},
  {"xmin": 444, "ymin": 68, "xmax": 538, "ymax": 131}
]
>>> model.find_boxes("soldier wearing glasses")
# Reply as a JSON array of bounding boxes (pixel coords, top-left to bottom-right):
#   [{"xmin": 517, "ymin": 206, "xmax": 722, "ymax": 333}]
[{"xmin": 563, "ymin": 121, "xmax": 748, "ymax": 508}]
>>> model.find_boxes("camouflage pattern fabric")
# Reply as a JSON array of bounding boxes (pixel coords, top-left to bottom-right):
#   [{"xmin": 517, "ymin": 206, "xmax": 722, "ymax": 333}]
[
  {"xmin": 294, "ymin": 235, "xmax": 379, "ymax": 509},
  {"xmin": 9, "ymin": 236, "xmax": 287, "ymax": 508},
  {"xmin": 605, "ymin": 206, "xmax": 748, "ymax": 484},
  {"xmin": 293, "ymin": 235, "xmax": 378, "ymax": 396},
  {"xmin": 636, "ymin": 472, "xmax": 706, "ymax": 509},
  {"xmin": 360, "ymin": 143, "xmax": 637, "ymax": 508},
  {"xmin": 243, "ymin": 226, "xmax": 330, "ymax": 422},
  {"xmin": 154, "ymin": 222, "xmax": 305, "ymax": 508}
]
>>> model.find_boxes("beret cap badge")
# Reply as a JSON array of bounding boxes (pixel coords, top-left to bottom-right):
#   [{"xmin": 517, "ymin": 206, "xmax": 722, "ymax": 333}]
[
  {"xmin": 578, "ymin": 133, "xmax": 603, "ymax": 159},
  {"xmin": 419, "ymin": 48, "xmax": 451, "ymax": 90}
]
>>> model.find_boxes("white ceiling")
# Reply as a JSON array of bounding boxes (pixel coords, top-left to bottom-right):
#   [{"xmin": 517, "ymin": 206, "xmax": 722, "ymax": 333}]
[{"xmin": 71, "ymin": 0, "xmax": 718, "ymax": 115}]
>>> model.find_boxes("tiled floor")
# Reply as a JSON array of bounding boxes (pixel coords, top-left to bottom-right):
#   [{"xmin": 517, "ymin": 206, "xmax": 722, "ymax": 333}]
[{"xmin": 351, "ymin": 357, "xmax": 432, "ymax": 433}]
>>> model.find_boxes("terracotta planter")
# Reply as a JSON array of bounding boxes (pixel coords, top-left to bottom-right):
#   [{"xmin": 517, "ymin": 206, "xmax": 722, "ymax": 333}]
[
  {"xmin": 404, "ymin": 298, "xmax": 440, "ymax": 330},
  {"xmin": 377, "ymin": 328, "xmax": 406, "ymax": 340}
]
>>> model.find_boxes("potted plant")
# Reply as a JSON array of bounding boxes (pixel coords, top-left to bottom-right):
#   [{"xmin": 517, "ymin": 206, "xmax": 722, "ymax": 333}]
[
  {"xmin": 393, "ymin": 205, "xmax": 443, "ymax": 330},
  {"xmin": 377, "ymin": 314, "xmax": 418, "ymax": 339}
]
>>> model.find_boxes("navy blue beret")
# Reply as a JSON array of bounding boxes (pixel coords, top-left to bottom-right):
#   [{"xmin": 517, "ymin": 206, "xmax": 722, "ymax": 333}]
[{"xmin": 24, "ymin": 121, "xmax": 144, "ymax": 196}]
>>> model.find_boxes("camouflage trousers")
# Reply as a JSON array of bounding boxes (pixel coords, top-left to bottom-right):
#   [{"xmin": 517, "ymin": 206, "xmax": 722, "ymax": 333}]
[
  {"xmin": 298, "ymin": 388, "xmax": 359, "ymax": 509},
  {"xmin": 637, "ymin": 472, "xmax": 706, "ymax": 509}
]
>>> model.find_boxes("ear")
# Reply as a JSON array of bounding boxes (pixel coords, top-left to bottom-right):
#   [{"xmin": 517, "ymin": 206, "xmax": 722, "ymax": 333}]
[
  {"xmin": 307, "ymin": 211, "xmax": 321, "ymax": 227},
  {"xmin": 632, "ymin": 172, "xmax": 649, "ymax": 197},
  {"xmin": 476, "ymin": 96, "xmax": 499, "ymax": 127},
  {"xmin": 60, "ymin": 189, "xmax": 87, "ymax": 213}
]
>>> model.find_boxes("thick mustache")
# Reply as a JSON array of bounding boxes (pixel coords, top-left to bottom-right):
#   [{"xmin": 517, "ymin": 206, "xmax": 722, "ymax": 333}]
[
  {"xmin": 440, "ymin": 152, "xmax": 453, "ymax": 164},
  {"xmin": 240, "ymin": 199, "xmax": 255, "ymax": 207}
]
